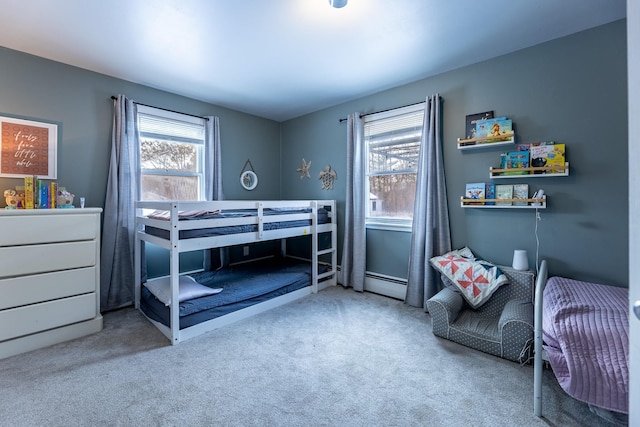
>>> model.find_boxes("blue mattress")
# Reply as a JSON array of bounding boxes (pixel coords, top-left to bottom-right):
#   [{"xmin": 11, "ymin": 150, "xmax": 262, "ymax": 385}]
[
  {"xmin": 145, "ymin": 207, "xmax": 329, "ymax": 240},
  {"xmin": 139, "ymin": 257, "xmax": 315, "ymax": 329}
]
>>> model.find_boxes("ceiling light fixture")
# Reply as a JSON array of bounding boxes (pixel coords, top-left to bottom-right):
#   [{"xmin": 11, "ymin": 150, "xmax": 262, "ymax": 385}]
[{"xmin": 329, "ymin": 0, "xmax": 347, "ymax": 8}]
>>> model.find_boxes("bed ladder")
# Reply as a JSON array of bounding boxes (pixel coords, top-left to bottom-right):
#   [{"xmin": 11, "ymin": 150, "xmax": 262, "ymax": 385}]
[{"xmin": 311, "ymin": 200, "xmax": 338, "ymax": 292}]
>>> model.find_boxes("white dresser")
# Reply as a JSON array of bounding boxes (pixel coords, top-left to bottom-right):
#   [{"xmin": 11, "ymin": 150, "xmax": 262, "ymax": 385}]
[{"xmin": 0, "ymin": 208, "xmax": 103, "ymax": 359}]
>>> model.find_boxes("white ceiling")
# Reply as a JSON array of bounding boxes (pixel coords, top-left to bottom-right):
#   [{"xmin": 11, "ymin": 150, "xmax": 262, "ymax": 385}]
[{"xmin": 0, "ymin": 0, "xmax": 627, "ymax": 122}]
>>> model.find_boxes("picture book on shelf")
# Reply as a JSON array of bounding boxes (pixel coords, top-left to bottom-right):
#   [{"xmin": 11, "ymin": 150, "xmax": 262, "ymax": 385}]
[
  {"xmin": 513, "ymin": 184, "xmax": 529, "ymax": 206},
  {"xmin": 485, "ymin": 182, "xmax": 496, "ymax": 205},
  {"xmin": 495, "ymin": 184, "xmax": 513, "ymax": 206},
  {"xmin": 530, "ymin": 142, "xmax": 565, "ymax": 174},
  {"xmin": 464, "ymin": 111, "xmax": 494, "ymax": 141},
  {"xmin": 475, "ymin": 117, "xmax": 512, "ymax": 142},
  {"xmin": 465, "ymin": 182, "xmax": 485, "ymax": 205},
  {"xmin": 502, "ymin": 151, "xmax": 530, "ymax": 175}
]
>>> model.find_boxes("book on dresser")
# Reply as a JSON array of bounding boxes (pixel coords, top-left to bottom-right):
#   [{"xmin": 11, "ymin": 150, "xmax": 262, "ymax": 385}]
[
  {"xmin": 496, "ymin": 184, "xmax": 513, "ymax": 206},
  {"xmin": 513, "ymin": 183, "xmax": 529, "ymax": 206},
  {"xmin": 23, "ymin": 176, "xmax": 34, "ymax": 209},
  {"xmin": 465, "ymin": 182, "xmax": 485, "ymax": 205}
]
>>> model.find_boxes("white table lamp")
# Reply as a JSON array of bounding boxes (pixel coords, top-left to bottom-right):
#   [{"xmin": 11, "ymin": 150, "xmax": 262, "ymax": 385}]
[{"xmin": 512, "ymin": 250, "xmax": 529, "ymax": 271}]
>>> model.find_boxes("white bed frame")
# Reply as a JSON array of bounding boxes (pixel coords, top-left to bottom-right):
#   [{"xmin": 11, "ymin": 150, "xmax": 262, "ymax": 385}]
[
  {"xmin": 134, "ymin": 199, "xmax": 337, "ymax": 345},
  {"xmin": 533, "ymin": 259, "xmax": 549, "ymax": 417}
]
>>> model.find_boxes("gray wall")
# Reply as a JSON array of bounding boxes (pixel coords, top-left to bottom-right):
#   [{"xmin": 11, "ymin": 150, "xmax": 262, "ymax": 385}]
[
  {"xmin": 0, "ymin": 47, "xmax": 282, "ymax": 276},
  {"xmin": 0, "ymin": 47, "xmax": 282, "ymax": 204},
  {"xmin": 0, "ymin": 19, "xmax": 628, "ymax": 286},
  {"xmin": 281, "ymin": 20, "xmax": 629, "ymax": 286}
]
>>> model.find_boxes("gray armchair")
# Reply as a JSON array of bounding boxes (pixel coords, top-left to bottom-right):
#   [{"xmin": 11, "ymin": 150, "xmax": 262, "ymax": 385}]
[{"xmin": 426, "ymin": 266, "xmax": 535, "ymax": 362}]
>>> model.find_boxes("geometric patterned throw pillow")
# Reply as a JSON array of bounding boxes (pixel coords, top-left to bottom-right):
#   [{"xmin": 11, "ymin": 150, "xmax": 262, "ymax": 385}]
[{"xmin": 430, "ymin": 254, "xmax": 508, "ymax": 308}]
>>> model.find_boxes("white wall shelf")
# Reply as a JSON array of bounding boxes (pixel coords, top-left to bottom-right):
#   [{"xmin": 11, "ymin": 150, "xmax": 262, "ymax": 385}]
[
  {"xmin": 460, "ymin": 195, "xmax": 546, "ymax": 209},
  {"xmin": 457, "ymin": 133, "xmax": 515, "ymax": 150},
  {"xmin": 489, "ymin": 162, "xmax": 569, "ymax": 178}
]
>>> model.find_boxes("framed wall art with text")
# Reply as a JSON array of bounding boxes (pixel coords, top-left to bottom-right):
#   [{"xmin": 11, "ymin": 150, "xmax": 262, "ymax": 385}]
[{"xmin": 0, "ymin": 115, "xmax": 58, "ymax": 179}]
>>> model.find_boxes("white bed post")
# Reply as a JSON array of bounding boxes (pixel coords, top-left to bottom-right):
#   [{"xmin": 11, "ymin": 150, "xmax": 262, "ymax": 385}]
[
  {"xmin": 330, "ymin": 200, "xmax": 337, "ymax": 286},
  {"xmin": 134, "ymin": 205, "xmax": 141, "ymax": 310},
  {"xmin": 169, "ymin": 202, "xmax": 181, "ymax": 344},
  {"xmin": 311, "ymin": 201, "xmax": 319, "ymax": 293},
  {"xmin": 533, "ymin": 260, "xmax": 548, "ymax": 417}
]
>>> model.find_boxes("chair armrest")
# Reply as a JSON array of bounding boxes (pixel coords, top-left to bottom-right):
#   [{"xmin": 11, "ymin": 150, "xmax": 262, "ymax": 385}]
[
  {"xmin": 498, "ymin": 299, "xmax": 535, "ymax": 362},
  {"xmin": 426, "ymin": 288, "xmax": 464, "ymax": 339},
  {"xmin": 498, "ymin": 299, "xmax": 533, "ymax": 329}
]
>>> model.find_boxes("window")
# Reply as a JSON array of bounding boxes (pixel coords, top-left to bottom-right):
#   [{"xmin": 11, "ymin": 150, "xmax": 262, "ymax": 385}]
[
  {"xmin": 137, "ymin": 105, "xmax": 206, "ymax": 201},
  {"xmin": 365, "ymin": 103, "xmax": 425, "ymax": 230}
]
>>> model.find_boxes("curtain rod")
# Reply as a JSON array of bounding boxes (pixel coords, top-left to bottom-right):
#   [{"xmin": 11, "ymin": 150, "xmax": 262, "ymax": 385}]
[
  {"xmin": 110, "ymin": 96, "xmax": 209, "ymax": 121},
  {"xmin": 338, "ymin": 98, "xmax": 440, "ymax": 123}
]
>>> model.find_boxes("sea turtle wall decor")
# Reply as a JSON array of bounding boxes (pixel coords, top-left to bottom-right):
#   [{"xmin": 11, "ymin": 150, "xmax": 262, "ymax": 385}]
[{"xmin": 318, "ymin": 165, "xmax": 337, "ymax": 190}]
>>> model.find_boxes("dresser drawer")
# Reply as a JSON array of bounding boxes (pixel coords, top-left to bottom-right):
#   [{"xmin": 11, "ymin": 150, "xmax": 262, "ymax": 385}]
[
  {"xmin": 0, "ymin": 267, "xmax": 97, "ymax": 310},
  {"xmin": 0, "ymin": 293, "xmax": 97, "ymax": 342},
  {"xmin": 0, "ymin": 213, "xmax": 98, "ymax": 247},
  {"xmin": 0, "ymin": 241, "xmax": 96, "ymax": 279}
]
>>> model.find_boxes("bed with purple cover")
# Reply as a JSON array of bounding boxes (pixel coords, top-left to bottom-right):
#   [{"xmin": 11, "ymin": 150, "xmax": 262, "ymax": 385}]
[{"xmin": 533, "ymin": 260, "xmax": 629, "ymax": 418}]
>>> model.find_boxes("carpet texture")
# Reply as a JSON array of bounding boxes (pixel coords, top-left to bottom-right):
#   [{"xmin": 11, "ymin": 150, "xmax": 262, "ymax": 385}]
[{"xmin": 0, "ymin": 286, "xmax": 621, "ymax": 426}]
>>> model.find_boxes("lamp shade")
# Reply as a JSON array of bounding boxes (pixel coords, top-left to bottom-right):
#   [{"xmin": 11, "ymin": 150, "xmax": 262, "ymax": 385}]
[{"xmin": 512, "ymin": 250, "xmax": 529, "ymax": 271}]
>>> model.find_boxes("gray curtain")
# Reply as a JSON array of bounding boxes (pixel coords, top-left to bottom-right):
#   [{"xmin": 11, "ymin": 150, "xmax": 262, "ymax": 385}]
[
  {"xmin": 338, "ymin": 112, "xmax": 366, "ymax": 292},
  {"xmin": 203, "ymin": 116, "xmax": 226, "ymax": 270},
  {"xmin": 204, "ymin": 116, "xmax": 223, "ymax": 201},
  {"xmin": 100, "ymin": 95, "xmax": 138, "ymax": 311},
  {"xmin": 405, "ymin": 95, "xmax": 451, "ymax": 310}
]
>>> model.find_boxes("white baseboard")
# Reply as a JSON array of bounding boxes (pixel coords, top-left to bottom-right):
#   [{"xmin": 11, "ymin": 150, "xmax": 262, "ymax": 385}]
[
  {"xmin": 364, "ymin": 272, "xmax": 407, "ymax": 300},
  {"xmin": 336, "ymin": 266, "xmax": 407, "ymax": 300}
]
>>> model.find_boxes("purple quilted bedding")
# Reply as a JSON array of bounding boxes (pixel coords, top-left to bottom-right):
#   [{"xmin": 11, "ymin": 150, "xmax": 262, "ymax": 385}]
[{"xmin": 542, "ymin": 276, "xmax": 629, "ymax": 414}]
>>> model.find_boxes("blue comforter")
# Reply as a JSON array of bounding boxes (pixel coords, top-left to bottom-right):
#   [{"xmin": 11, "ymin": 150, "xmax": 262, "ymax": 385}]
[{"xmin": 179, "ymin": 259, "xmax": 311, "ymax": 316}]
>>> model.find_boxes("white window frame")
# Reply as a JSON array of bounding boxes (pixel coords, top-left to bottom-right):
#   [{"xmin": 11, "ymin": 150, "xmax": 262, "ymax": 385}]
[
  {"xmin": 136, "ymin": 105, "xmax": 206, "ymax": 201},
  {"xmin": 364, "ymin": 103, "xmax": 425, "ymax": 232}
]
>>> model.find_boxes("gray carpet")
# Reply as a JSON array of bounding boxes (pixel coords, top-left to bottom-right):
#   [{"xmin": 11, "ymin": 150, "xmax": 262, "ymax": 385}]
[{"xmin": 0, "ymin": 286, "xmax": 621, "ymax": 426}]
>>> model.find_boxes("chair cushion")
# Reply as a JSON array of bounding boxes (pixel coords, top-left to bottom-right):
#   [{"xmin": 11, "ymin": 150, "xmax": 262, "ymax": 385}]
[{"xmin": 430, "ymin": 254, "xmax": 508, "ymax": 309}]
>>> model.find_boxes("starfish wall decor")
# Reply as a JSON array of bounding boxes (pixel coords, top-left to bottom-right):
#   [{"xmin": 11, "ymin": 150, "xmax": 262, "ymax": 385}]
[{"xmin": 297, "ymin": 158, "xmax": 311, "ymax": 179}]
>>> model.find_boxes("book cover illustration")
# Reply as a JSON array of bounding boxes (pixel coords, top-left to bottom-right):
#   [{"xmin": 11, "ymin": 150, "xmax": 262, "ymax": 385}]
[
  {"xmin": 475, "ymin": 117, "xmax": 513, "ymax": 142},
  {"xmin": 530, "ymin": 142, "xmax": 565, "ymax": 174},
  {"xmin": 485, "ymin": 182, "xmax": 496, "ymax": 205},
  {"xmin": 495, "ymin": 184, "xmax": 513, "ymax": 206},
  {"xmin": 504, "ymin": 151, "xmax": 530, "ymax": 176},
  {"xmin": 465, "ymin": 182, "xmax": 485, "ymax": 205},
  {"xmin": 464, "ymin": 111, "xmax": 494, "ymax": 141},
  {"xmin": 513, "ymin": 183, "xmax": 529, "ymax": 206}
]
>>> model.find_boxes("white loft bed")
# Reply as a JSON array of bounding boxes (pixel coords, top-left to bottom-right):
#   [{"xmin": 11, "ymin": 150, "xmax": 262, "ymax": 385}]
[{"xmin": 134, "ymin": 199, "xmax": 337, "ymax": 345}]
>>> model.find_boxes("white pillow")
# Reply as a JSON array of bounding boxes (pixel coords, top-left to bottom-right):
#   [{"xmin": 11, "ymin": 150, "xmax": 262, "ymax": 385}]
[{"xmin": 144, "ymin": 275, "xmax": 222, "ymax": 306}]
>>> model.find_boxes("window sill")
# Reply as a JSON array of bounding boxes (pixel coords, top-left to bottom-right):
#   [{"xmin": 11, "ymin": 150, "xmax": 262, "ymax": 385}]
[{"xmin": 366, "ymin": 221, "xmax": 412, "ymax": 232}]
